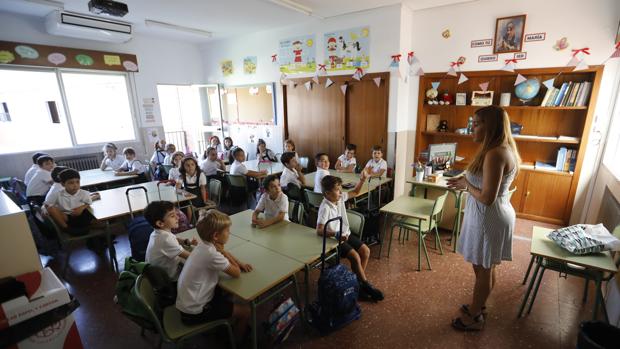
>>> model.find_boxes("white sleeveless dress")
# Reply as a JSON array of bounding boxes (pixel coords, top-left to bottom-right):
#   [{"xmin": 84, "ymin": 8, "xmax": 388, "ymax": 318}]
[{"xmin": 457, "ymin": 167, "xmax": 516, "ymax": 268}]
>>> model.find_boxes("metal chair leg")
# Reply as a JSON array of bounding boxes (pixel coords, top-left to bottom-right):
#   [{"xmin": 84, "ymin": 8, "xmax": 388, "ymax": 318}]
[
  {"xmin": 518, "ymin": 258, "xmax": 541, "ymax": 317},
  {"xmin": 435, "ymin": 226, "xmax": 444, "ymax": 255},
  {"xmin": 527, "ymin": 266, "xmax": 546, "ymax": 314},
  {"xmin": 421, "ymin": 233, "xmax": 432, "ymax": 270},
  {"xmin": 522, "ymin": 255, "xmax": 535, "ymax": 285}
]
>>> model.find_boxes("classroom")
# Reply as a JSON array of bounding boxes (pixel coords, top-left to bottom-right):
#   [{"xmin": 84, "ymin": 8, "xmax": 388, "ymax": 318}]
[{"xmin": 0, "ymin": 0, "xmax": 619, "ymax": 348}]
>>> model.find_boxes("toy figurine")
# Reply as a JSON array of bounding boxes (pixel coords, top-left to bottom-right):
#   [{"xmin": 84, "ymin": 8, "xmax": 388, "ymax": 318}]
[
  {"xmin": 437, "ymin": 120, "xmax": 449, "ymax": 132},
  {"xmin": 441, "ymin": 91, "xmax": 453, "ymax": 105}
]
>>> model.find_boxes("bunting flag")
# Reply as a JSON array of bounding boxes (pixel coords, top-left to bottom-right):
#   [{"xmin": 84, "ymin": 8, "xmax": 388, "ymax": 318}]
[
  {"xmin": 304, "ymin": 81, "xmax": 312, "ymax": 91},
  {"xmin": 573, "ymin": 59, "xmax": 589, "ymax": 71},
  {"xmin": 317, "ymin": 64, "xmax": 327, "ymax": 75},
  {"xmin": 325, "ymin": 78, "xmax": 334, "ymax": 88},
  {"xmin": 373, "ymin": 77, "xmax": 381, "ymax": 87},
  {"xmin": 271, "ymin": 54, "xmax": 278, "ymax": 63},
  {"xmin": 288, "ymin": 80, "xmax": 297, "ymax": 88},
  {"xmin": 501, "ymin": 59, "xmax": 517, "ymax": 72},
  {"xmin": 407, "ymin": 51, "xmax": 415, "ymax": 65},
  {"xmin": 392, "ymin": 68, "xmax": 402, "ymax": 79},
  {"xmin": 543, "ymin": 78, "xmax": 555, "ymax": 89},
  {"xmin": 352, "ymin": 67, "xmax": 364, "ymax": 81},
  {"xmin": 312, "ymin": 75, "xmax": 320, "ymax": 84},
  {"xmin": 610, "ymin": 46, "xmax": 620, "ymax": 59},
  {"xmin": 389, "ymin": 54, "xmax": 401, "ymax": 68},
  {"xmin": 447, "ymin": 66, "xmax": 457, "ymax": 76},
  {"xmin": 340, "ymin": 84, "xmax": 347, "ymax": 95},
  {"xmin": 431, "ymin": 81, "xmax": 440, "ymax": 90},
  {"xmin": 457, "ymin": 73, "xmax": 468, "ymax": 85},
  {"xmin": 566, "ymin": 55, "xmax": 579, "ymax": 67},
  {"xmin": 479, "ymin": 81, "xmax": 489, "ymax": 92},
  {"xmin": 415, "ymin": 67, "xmax": 424, "ymax": 76},
  {"xmin": 514, "ymin": 73, "xmax": 527, "ymax": 86}
]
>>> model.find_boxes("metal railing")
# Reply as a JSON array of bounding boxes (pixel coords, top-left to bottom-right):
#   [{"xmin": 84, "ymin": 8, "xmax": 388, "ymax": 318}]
[{"xmin": 164, "ymin": 131, "xmax": 187, "ymax": 154}]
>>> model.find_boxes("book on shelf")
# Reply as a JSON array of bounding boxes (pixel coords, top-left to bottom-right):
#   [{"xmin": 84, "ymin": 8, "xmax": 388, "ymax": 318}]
[
  {"xmin": 554, "ymin": 82, "xmax": 569, "ymax": 106},
  {"xmin": 555, "ymin": 147, "xmax": 567, "ymax": 171},
  {"xmin": 541, "ymin": 80, "xmax": 591, "ymax": 107},
  {"xmin": 535, "ymin": 161, "xmax": 559, "ymax": 171},
  {"xmin": 540, "ymin": 88, "xmax": 554, "ymax": 106},
  {"xmin": 576, "ymin": 81, "xmax": 592, "ymax": 107}
]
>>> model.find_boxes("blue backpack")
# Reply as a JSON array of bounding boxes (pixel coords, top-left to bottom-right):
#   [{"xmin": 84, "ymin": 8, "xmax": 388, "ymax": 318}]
[
  {"xmin": 126, "ymin": 187, "xmax": 153, "ymax": 262},
  {"xmin": 309, "ymin": 217, "xmax": 361, "ymax": 335}
]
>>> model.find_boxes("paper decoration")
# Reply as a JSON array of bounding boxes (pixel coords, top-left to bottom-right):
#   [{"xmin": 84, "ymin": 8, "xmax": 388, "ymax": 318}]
[
  {"xmin": 392, "ymin": 69, "xmax": 402, "ymax": 79},
  {"xmin": 457, "ymin": 73, "xmax": 468, "ymax": 85},
  {"xmin": 14, "ymin": 45, "xmax": 38, "ymax": 59},
  {"xmin": 524, "ymin": 33, "xmax": 546, "ymax": 42},
  {"xmin": 610, "ymin": 43, "xmax": 620, "ymax": 59},
  {"xmin": 543, "ymin": 78, "xmax": 555, "ymax": 89},
  {"xmin": 280, "ymin": 72, "xmax": 288, "ymax": 84},
  {"xmin": 553, "ymin": 37, "xmax": 569, "ymax": 51},
  {"xmin": 243, "ymin": 56, "xmax": 257, "ymax": 75},
  {"xmin": 442, "ymin": 29, "xmax": 451, "ymax": 38},
  {"xmin": 514, "ymin": 52, "xmax": 527, "ymax": 60},
  {"xmin": 0, "ymin": 50, "xmax": 15, "ymax": 64},
  {"xmin": 317, "ymin": 64, "xmax": 327, "ymax": 75},
  {"xmin": 407, "ymin": 51, "xmax": 415, "ymax": 65},
  {"xmin": 573, "ymin": 59, "xmax": 589, "ymax": 71},
  {"xmin": 312, "ymin": 75, "xmax": 320, "ymax": 84},
  {"xmin": 431, "ymin": 81, "xmax": 440, "ymax": 90},
  {"xmin": 566, "ymin": 55, "xmax": 579, "ymax": 67},
  {"xmin": 325, "ymin": 78, "xmax": 334, "ymax": 88},
  {"xmin": 373, "ymin": 77, "xmax": 381, "ymax": 87},
  {"xmin": 48, "ymin": 52, "xmax": 66, "ymax": 65},
  {"xmin": 123, "ymin": 61, "xmax": 138, "ymax": 71},
  {"xmin": 572, "ymin": 47, "xmax": 590, "ymax": 57},
  {"xmin": 471, "ymin": 39, "xmax": 493, "ymax": 48},
  {"xmin": 514, "ymin": 74, "xmax": 527, "ymax": 86},
  {"xmin": 352, "ymin": 67, "xmax": 364, "ymax": 81},
  {"xmin": 447, "ymin": 66, "xmax": 457, "ymax": 76},
  {"xmin": 220, "ymin": 60, "xmax": 233, "ymax": 76},
  {"xmin": 324, "ymin": 26, "xmax": 370, "ymax": 71},
  {"xmin": 389, "ymin": 54, "xmax": 401, "ymax": 68},
  {"xmin": 478, "ymin": 54, "xmax": 498, "ymax": 62},
  {"xmin": 271, "ymin": 54, "xmax": 277, "ymax": 63},
  {"xmin": 279, "ymin": 34, "xmax": 316, "ymax": 74},
  {"xmin": 304, "ymin": 81, "xmax": 312, "ymax": 91},
  {"xmin": 340, "ymin": 84, "xmax": 347, "ymax": 95},
  {"xmin": 501, "ymin": 59, "xmax": 517, "ymax": 72},
  {"xmin": 415, "ymin": 67, "xmax": 424, "ymax": 76},
  {"xmin": 75, "ymin": 54, "xmax": 93, "ymax": 66},
  {"xmin": 479, "ymin": 82, "xmax": 489, "ymax": 92},
  {"xmin": 103, "ymin": 55, "xmax": 120, "ymax": 66}
]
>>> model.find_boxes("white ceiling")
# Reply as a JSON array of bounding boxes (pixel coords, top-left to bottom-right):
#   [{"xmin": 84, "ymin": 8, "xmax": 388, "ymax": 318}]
[{"xmin": 0, "ymin": 0, "xmax": 476, "ymax": 42}]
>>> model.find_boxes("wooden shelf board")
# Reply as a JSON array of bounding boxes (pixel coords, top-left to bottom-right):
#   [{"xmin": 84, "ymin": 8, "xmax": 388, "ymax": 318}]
[
  {"xmin": 423, "ymin": 104, "xmax": 587, "ymax": 110},
  {"xmin": 421, "ymin": 131, "xmax": 580, "ymax": 144}
]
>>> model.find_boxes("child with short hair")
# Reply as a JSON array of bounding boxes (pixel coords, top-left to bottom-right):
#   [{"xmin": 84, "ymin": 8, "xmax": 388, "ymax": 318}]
[
  {"xmin": 256, "ymin": 138, "xmax": 276, "ymax": 162},
  {"xmin": 252, "ymin": 175, "xmax": 289, "ymax": 228},
  {"xmin": 364, "ymin": 145, "xmax": 388, "ymax": 178},
  {"xmin": 115, "ymin": 147, "xmax": 147, "ymax": 182},
  {"xmin": 200, "ymin": 147, "xmax": 226, "ymax": 178},
  {"xmin": 100, "ymin": 143, "xmax": 124, "ymax": 171},
  {"xmin": 144, "ymin": 201, "xmax": 196, "ymax": 281},
  {"xmin": 26, "ymin": 155, "xmax": 55, "ymax": 206},
  {"xmin": 25, "ymin": 152, "xmax": 48, "ymax": 185},
  {"xmin": 335, "ymin": 144, "xmax": 357, "ymax": 173},
  {"xmin": 230, "ymin": 148, "xmax": 267, "ymax": 178},
  {"xmin": 45, "ymin": 166, "xmax": 69, "ymax": 203},
  {"xmin": 167, "ymin": 151, "xmax": 185, "ymax": 182},
  {"xmin": 317, "ymin": 174, "xmax": 384, "ymax": 302},
  {"xmin": 176, "ymin": 209, "xmax": 252, "ymax": 341},
  {"xmin": 44, "ymin": 169, "xmax": 101, "ymax": 235},
  {"xmin": 163, "ymin": 143, "xmax": 177, "ymax": 166},
  {"xmin": 279, "ymin": 152, "xmax": 306, "ymax": 189},
  {"xmin": 313, "ymin": 153, "xmax": 330, "ymax": 193}
]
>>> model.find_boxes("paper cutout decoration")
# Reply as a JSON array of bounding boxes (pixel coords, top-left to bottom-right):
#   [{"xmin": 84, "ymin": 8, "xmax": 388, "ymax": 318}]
[
  {"xmin": 442, "ymin": 29, "xmax": 451, "ymax": 38},
  {"xmin": 566, "ymin": 55, "xmax": 579, "ymax": 67},
  {"xmin": 312, "ymin": 75, "xmax": 320, "ymax": 84},
  {"xmin": 543, "ymin": 78, "xmax": 555, "ymax": 89},
  {"xmin": 431, "ymin": 81, "xmax": 440, "ymax": 90},
  {"xmin": 572, "ymin": 47, "xmax": 590, "ymax": 56},
  {"xmin": 317, "ymin": 64, "xmax": 327, "ymax": 75},
  {"xmin": 501, "ymin": 59, "xmax": 517, "ymax": 72},
  {"xmin": 573, "ymin": 59, "xmax": 589, "ymax": 71},
  {"xmin": 304, "ymin": 81, "xmax": 312, "ymax": 91},
  {"xmin": 610, "ymin": 45, "xmax": 620, "ymax": 59},
  {"xmin": 407, "ymin": 51, "xmax": 415, "ymax": 65},
  {"xmin": 48, "ymin": 52, "xmax": 66, "ymax": 65},
  {"xmin": 0, "ymin": 50, "xmax": 16, "ymax": 64},
  {"xmin": 392, "ymin": 69, "xmax": 402, "ymax": 79},
  {"xmin": 340, "ymin": 84, "xmax": 347, "ymax": 95},
  {"xmin": 447, "ymin": 66, "xmax": 457, "ymax": 76},
  {"xmin": 75, "ymin": 54, "xmax": 94, "ymax": 66},
  {"xmin": 14, "ymin": 45, "xmax": 38, "ymax": 59},
  {"xmin": 271, "ymin": 54, "xmax": 277, "ymax": 63},
  {"xmin": 352, "ymin": 67, "xmax": 364, "ymax": 81},
  {"xmin": 325, "ymin": 78, "xmax": 334, "ymax": 88},
  {"xmin": 279, "ymin": 34, "xmax": 316, "ymax": 74},
  {"xmin": 373, "ymin": 77, "xmax": 381, "ymax": 87},
  {"xmin": 389, "ymin": 54, "xmax": 401, "ymax": 68},
  {"xmin": 103, "ymin": 55, "xmax": 121, "ymax": 66},
  {"xmin": 458, "ymin": 73, "xmax": 468, "ymax": 85},
  {"xmin": 514, "ymin": 74, "xmax": 527, "ymax": 86},
  {"xmin": 123, "ymin": 61, "xmax": 138, "ymax": 71},
  {"xmin": 415, "ymin": 67, "xmax": 424, "ymax": 76},
  {"xmin": 553, "ymin": 37, "xmax": 569, "ymax": 51},
  {"xmin": 479, "ymin": 82, "xmax": 489, "ymax": 92},
  {"xmin": 324, "ymin": 26, "xmax": 370, "ymax": 71}
]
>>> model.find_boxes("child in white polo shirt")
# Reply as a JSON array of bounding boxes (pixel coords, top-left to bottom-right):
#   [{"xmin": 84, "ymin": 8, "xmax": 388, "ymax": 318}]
[
  {"xmin": 364, "ymin": 145, "xmax": 388, "ymax": 178},
  {"xmin": 45, "ymin": 166, "xmax": 69, "ymax": 203},
  {"xmin": 335, "ymin": 144, "xmax": 357, "ymax": 173},
  {"xmin": 252, "ymin": 175, "xmax": 289, "ymax": 228},
  {"xmin": 99, "ymin": 143, "xmax": 124, "ymax": 171},
  {"xmin": 279, "ymin": 152, "xmax": 305, "ymax": 190},
  {"xmin": 200, "ymin": 147, "xmax": 226, "ymax": 177},
  {"xmin": 316, "ymin": 173, "xmax": 384, "ymax": 302},
  {"xmin": 115, "ymin": 147, "xmax": 147, "ymax": 182},
  {"xmin": 26, "ymin": 155, "xmax": 55, "ymax": 206},
  {"xmin": 24, "ymin": 152, "xmax": 48, "ymax": 185},
  {"xmin": 313, "ymin": 153, "xmax": 330, "ymax": 193},
  {"xmin": 176, "ymin": 209, "xmax": 252, "ymax": 343}
]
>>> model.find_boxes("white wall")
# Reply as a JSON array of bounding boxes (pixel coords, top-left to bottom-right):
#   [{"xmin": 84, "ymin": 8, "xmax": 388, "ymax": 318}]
[
  {"xmin": 200, "ymin": 4, "xmax": 403, "ymax": 160},
  {"xmin": 0, "ymin": 11, "xmax": 205, "ymax": 178}
]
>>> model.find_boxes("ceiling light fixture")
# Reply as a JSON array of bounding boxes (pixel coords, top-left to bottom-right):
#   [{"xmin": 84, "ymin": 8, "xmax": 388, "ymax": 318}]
[
  {"xmin": 267, "ymin": 0, "xmax": 313, "ymax": 16},
  {"xmin": 144, "ymin": 19, "xmax": 213, "ymax": 38}
]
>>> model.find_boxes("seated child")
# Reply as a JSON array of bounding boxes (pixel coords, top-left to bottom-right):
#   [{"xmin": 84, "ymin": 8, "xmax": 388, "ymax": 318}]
[
  {"xmin": 230, "ymin": 148, "xmax": 267, "ymax": 191},
  {"xmin": 284, "ymin": 139, "xmax": 300, "ymax": 162},
  {"xmin": 44, "ymin": 169, "xmax": 101, "ymax": 235},
  {"xmin": 150, "ymin": 139, "xmax": 167, "ymax": 168},
  {"xmin": 256, "ymin": 138, "xmax": 276, "ymax": 162},
  {"xmin": 115, "ymin": 147, "xmax": 147, "ymax": 182},
  {"xmin": 335, "ymin": 144, "xmax": 357, "ymax": 173},
  {"xmin": 144, "ymin": 201, "xmax": 196, "ymax": 281},
  {"xmin": 209, "ymin": 135, "xmax": 224, "ymax": 154},
  {"xmin": 162, "ymin": 143, "xmax": 177, "ymax": 166},
  {"xmin": 313, "ymin": 153, "xmax": 330, "ymax": 193},
  {"xmin": 100, "ymin": 143, "xmax": 124, "ymax": 171},
  {"xmin": 279, "ymin": 152, "xmax": 305, "ymax": 190},
  {"xmin": 25, "ymin": 152, "xmax": 48, "ymax": 185},
  {"xmin": 45, "ymin": 166, "xmax": 69, "ymax": 203},
  {"xmin": 200, "ymin": 147, "xmax": 226, "ymax": 179},
  {"xmin": 176, "ymin": 209, "xmax": 252, "ymax": 343},
  {"xmin": 364, "ymin": 145, "xmax": 388, "ymax": 178},
  {"xmin": 178, "ymin": 157, "xmax": 209, "ymax": 223},
  {"xmin": 251, "ymin": 175, "xmax": 289, "ymax": 229},
  {"xmin": 26, "ymin": 154, "xmax": 55, "ymax": 206},
  {"xmin": 316, "ymin": 174, "xmax": 384, "ymax": 302},
  {"xmin": 167, "ymin": 151, "xmax": 185, "ymax": 182},
  {"xmin": 223, "ymin": 137, "xmax": 235, "ymax": 163}
]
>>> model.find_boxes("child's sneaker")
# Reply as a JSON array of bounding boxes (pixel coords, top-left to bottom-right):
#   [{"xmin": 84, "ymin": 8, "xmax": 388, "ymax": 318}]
[{"xmin": 360, "ymin": 280, "xmax": 384, "ymax": 301}]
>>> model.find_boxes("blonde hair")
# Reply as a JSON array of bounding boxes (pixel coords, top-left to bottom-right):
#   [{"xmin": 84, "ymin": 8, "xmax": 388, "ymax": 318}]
[
  {"xmin": 467, "ymin": 106, "xmax": 521, "ymax": 175},
  {"xmin": 196, "ymin": 209, "xmax": 231, "ymax": 242}
]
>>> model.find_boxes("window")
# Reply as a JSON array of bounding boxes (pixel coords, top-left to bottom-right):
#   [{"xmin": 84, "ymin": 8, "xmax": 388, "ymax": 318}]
[
  {"xmin": 602, "ymin": 84, "xmax": 620, "ymax": 180},
  {"xmin": 0, "ymin": 67, "xmax": 136, "ymax": 154}
]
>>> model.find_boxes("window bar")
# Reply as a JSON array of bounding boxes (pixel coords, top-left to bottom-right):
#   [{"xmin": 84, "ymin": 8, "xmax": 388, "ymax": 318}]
[{"xmin": 47, "ymin": 101, "xmax": 60, "ymax": 123}]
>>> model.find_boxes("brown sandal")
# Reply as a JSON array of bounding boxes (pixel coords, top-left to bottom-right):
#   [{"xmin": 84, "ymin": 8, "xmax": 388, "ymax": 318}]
[{"xmin": 452, "ymin": 313, "xmax": 485, "ymax": 331}]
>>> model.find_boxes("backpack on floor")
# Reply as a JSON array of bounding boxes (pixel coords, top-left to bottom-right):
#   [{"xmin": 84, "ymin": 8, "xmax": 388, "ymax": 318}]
[
  {"xmin": 126, "ymin": 187, "xmax": 153, "ymax": 262},
  {"xmin": 115, "ymin": 257, "xmax": 154, "ymax": 330},
  {"xmin": 308, "ymin": 217, "xmax": 361, "ymax": 335},
  {"xmin": 352, "ymin": 177, "xmax": 383, "ymax": 245}
]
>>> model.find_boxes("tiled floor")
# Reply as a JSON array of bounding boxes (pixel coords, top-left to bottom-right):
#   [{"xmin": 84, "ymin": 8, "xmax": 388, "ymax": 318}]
[{"xmin": 36, "ymin": 214, "xmax": 605, "ymax": 349}]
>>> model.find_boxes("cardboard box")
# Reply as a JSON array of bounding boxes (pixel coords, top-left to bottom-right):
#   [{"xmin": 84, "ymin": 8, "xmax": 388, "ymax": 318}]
[{"xmin": 14, "ymin": 313, "xmax": 82, "ymax": 349}]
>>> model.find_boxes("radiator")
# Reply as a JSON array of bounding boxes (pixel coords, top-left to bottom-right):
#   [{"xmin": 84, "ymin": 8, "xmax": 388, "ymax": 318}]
[
  {"xmin": 55, "ymin": 153, "xmax": 102, "ymax": 171},
  {"xmin": 598, "ymin": 187, "xmax": 620, "ymax": 232}
]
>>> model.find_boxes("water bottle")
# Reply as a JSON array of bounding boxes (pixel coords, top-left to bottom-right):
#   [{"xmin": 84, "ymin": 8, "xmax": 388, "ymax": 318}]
[{"xmin": 467, "ymin": 116, "xmax": 473, "ymax": 134}]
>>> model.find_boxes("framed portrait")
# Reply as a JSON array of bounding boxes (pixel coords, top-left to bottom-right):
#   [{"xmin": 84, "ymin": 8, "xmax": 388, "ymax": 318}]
[{"xmin": 494, "ymin": 15, "xmax": 526, "ymax": 54}]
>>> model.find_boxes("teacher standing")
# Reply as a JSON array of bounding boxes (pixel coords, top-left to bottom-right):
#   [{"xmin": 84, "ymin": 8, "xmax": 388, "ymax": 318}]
[{"xmin": 447, "ymin": 105, "xmax": 521, "ymax": 331}]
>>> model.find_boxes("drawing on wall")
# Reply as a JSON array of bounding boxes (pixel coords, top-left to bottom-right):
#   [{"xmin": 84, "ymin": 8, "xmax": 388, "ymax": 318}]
[
  {"xmin": 221, "ymin": 60, "xmax": 233, "ymax": 76},
  {"xmin": 323, "ymin": 26, "xmax": 370, "ymax": 71},
  {"xmin": 279, "ymin": 34, "xmax": 316, "ymax": 74},
  {"xmin": 243, "ymin": 56, "xmax": 257, "ymax": 74}
]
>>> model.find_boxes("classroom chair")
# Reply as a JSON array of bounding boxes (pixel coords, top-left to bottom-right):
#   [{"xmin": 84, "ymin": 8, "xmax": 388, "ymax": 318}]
[
  {"xmin": 303, "ymin": 189, "xmax": 323, "ymax": 228},
  {"xmin": 208, "ymin": 178, "xmax": 223, "ymax": 208},
  {"xmin": 298, "ymin": 157, "xmax": 309, "ymax": 170},
  {"xmin": 288, "ymin": 199, "xmax": 305, "ymax": 225},
  {"xmin": 389, "ymin": 191, "xmax": 449, "ymax": 271},
  {"xmin": 274, "ymin": 153, "xmax": 282, "ymax": 162},
  {"xmin": 134, "ymin": 275, "xmax": 236, "ymax": 349},
  {"xmin": 226, "ymin": 174, "xmax": 252, "ymax": 209},
  {"xmin": 347, "ymin": 209, "xmax": 365, "ymax": 240}
]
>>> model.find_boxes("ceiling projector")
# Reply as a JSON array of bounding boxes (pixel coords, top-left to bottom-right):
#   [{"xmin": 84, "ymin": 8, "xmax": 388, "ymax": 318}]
[{"xmin": 88, "ymin": 0, "xmax": 128, "ymax": 17}]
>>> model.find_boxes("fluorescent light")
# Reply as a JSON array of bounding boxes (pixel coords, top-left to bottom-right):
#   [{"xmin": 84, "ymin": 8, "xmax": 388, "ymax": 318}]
[
  {"xmin": 144, "ymin": 19, "xmax": 213, "ymax": 38},
  {"xmin": 268, "ymin": 0, "xmax": 313, "ymax": 16}
]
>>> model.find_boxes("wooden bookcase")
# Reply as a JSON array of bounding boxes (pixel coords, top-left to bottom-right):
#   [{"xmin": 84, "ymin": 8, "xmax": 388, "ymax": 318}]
[{"xmin": 415, "ymin": 66, "xmax": 604, "ymax": 225}]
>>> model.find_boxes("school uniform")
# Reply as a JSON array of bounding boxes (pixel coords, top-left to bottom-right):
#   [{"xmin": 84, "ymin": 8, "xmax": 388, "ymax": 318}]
[
  {"xmin": 102, "ymin": 156, "xmax": 125, "ymax": 171},
  {"xmin": 45, "ymin": 182, "xmax": 63, "ymax": 203},
  {"xmin": 257, "ymin": 149, "xmax": 277, "ymax": 162},
  {"xmin": 181, "ymin": 172, "xmax": 207, "ymax": 207},
  {"xmin": 229, "ymin": 160, "xmax": 248, "ymax": 176},
  {"xmin": 337, "ymin": 154, "xmax": 357, "ymax": 169},
  {"xmin": 145, "ymin": 229, "xmax": 184, "ymax": 281},
  {"xmin": 256, "ymin": 192, "xmax": 289, "ymax": 221},
  {"xmin": 200, "ymin": 159, "xmax": 222, "ymax": 177},
  {"xmin": 314, "ymin": 168, "xmax": 330, "ymax": 193},
  {"xmin": 168, "ymin": 167, "xmax": 181, "ymax": 182},
  {"xmin": 44, "ymin": 188, "xmax": 95, "ymax": 235},
  {"xmin": 24, "ymin": 164, "xmax": 38, "ymax": 185},
  {"xmin": 120, "ymin": 159, "xmax": 147, "ymax": 182},
  {"xmin": 163, "ymin": 154, "xmax": 173, "ymax": 166},
  {"xmin": 280, "ymin": 167, "xmax": 301, "ymax": 189},
  {"xmin": 150, "ymin": 150, "xmax": 166, "ymax": 165},
  {"xmin": 26, "ymin": 168, "xmax": 53, "ymax": 205},
  {"xmin": 365, "ymin": 158, "xmax": 388, "ymax": 178},
  {"xmin": 176, "ymin": 241, "xmax": 232, "ymax": 325},
  {"xmin": 317, "ymin": 192, "xmax": 363, "ymax": 257}
]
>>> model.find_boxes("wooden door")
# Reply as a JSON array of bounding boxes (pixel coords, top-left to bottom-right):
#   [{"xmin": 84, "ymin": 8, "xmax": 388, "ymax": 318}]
[
  {"xmin": 510, "ymin": 171, "xmax": 527, "ymax": 212},
  {"xmin": 521, "ymin": 171, "xmax": 572, "ymax": 223},
  {"xmin": 346, "ymin": 73, "xmax": 390, "ymax": 167},
  {"xmin": 284, "ymin": 79, "xmax": 345, "ymax": 170}
]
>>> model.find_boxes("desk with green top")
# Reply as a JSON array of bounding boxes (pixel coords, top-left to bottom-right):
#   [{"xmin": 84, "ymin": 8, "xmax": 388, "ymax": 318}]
[
  {"xmin": 79, "ymin": 169, "xmax": 138, "ymax": 188},
  {"xmin": 223, "ymin": 159, "xmax": 285, "ymax": 176},
  {"xmin": 519, "ymin": 227, "xmax": 618, "ymax": 321},
  {"xmin": 304, "ymin": 170, "xmax": 392, "ymax": 205}
]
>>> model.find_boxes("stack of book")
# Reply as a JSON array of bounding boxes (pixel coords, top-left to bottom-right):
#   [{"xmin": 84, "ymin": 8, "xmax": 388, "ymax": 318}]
[
  {"xmin": 540, "ymin": 81, "xmax": 592, "ymax": 107},
  {"xmin": 534, "ymin": 147, "xmax": 577, "ymax": 172}
]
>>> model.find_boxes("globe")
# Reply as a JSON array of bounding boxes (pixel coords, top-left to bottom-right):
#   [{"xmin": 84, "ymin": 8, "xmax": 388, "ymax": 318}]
[{"xmin": 514, "ymin": 78, "xmax": 541, "ymax": 103}]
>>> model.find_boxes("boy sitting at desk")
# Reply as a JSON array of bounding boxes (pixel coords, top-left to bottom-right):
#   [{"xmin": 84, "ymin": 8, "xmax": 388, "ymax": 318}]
[
  {"xmin": 335, "ymin": 143, "xmax": 357, "ymax": 173},
  {"xmin": 230, "ymin": 147, "xmax": 267, "ymax": 192},
  {"xmin": 279, "ymin": 151, "xmax": 306, "ymax": 190},
  {"xmin": 115, "ymin": 147, "xmax": 147, "ymax": 182},
  {"xmin": 364, "ymin": 145, "xmax": 388, "ymax": 178},
  {"xmin": 313, "ymin": 153, "xmax": 331, "ymax": 193},
  {"xmin": 252, "ymin": 175, "xmax": 289, "ymax": 229},
  {"xmin": 26, "ymin": 154, "xmax": 55, "ymax": 206},
  {"xmin": 316, "ymin": 174, "xmax": 384, "ymax": 302},
  {"xmin": 144, "ymin": 201, "xmax": 197, "ymax": 281}
]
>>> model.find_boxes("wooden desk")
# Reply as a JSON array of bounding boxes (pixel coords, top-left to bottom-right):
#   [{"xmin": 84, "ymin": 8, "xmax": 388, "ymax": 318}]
[
  {"xmin": 304, "ymin": 170, "xmax": 392, "ymax": 197},
  {"xmin": 79, "ymin": 169, "xmax": 137, "ymax": 188},
  {"xmin": 519, "ymin": 227, "xmax": 617, "ymax": 321},
  {"xmin": 223, "ymin": 160, "xmax": 285, "ymax": 176},
  {"xmin": 406, "ymin": 176, "xmax": 465, "ymax": 252},
  {"xmin": 175, "ymin": 228, "xmax": 248, "ymax": 250}
]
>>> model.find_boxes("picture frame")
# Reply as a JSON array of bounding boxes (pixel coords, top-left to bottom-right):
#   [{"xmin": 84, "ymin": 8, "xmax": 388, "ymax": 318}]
[
  {"xmin": 471, "ymin": 91, "xmax": 494, "ymax": 106},
  {"xmin": 494, "ymin": 14, "xmax": 526, "ymax": 54},
  {"xmin": 455, "ymin": 93, "xmax": 467, "ymax": 105}
]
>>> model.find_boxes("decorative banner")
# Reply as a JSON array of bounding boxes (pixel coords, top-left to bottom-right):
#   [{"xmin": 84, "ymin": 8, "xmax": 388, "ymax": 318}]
[
  {"xmin": 458, "ymin": 73, "xmax": 468, "ymax": 85},
  {"xmin": 271, "ymin": 54, "xmax": 277, "ymax": 63},
  {"xmin": 514, "ymin": 73, "xmax": 527, "ymax": 86},
  {"xmin": 352, "ymin": 67, "xmax": 364, "ymax": 81},
  {"xmin": 389, "ymin": 54, "xmax": 401, "ymax": 68},
  {"xmin": 573, "ymin": 59, "xmax": 589, "ymax": 71},
  {"xmin": 514, "ymin": 52, "xmax": 527, "ymax": 60},
  {"xmin": 524, "ymin": 33, "xmax": 546, "ymax": 42},
  {"xmin": 14, "ymin": 45, "xmax": 38, "ymax": 59},
  {"xmin": 543, "ymin": 78, "xmax": 555, "ymax": 89},
  {"xmin": 447, "ymin": 66, "xmax": 457, "ymax": 76},
  {"xmin": 220, "ymin": 60, "xmax": 233, "ymax": 76},
  {"xmin": 566, "ymin": 55, "xmax": 579, "ymax": 67},
  {"xmin": 471, "ymin": 39, "xmax": 493, "ymax": 48},
  {"xmin": 553, "ymin": 37, "xmax": 569, "ymax": 51},
  {"xmin": 324, "ymin": 26, "xmax": 370, "ymax": 71},
  {"xmin": 502, "ymin": 58, "xmax": 517, "ymax": 72},
  {"xmin": 48, "ymin": 52, "xmax": 66, "ymax": 65},
  {"xmin": 340, "ymin": 84, "xmax": 347, "ymax": 95},
  {"xmin": 243, "ymin": 56, "xmax": 257, "ymax": 75},
  {"xmin": 279, "ymin": 34, "xmax": 316, "ymax": 74},
  {"xmin": 479, "ymin": 82, "xmax": 489, "ymax": 92},
  {"xmin": 478, "ymin": 54, "xmax": 498, "ymax": 63},
  {"xmin": 373, "ymin": 77, "xmax": 381, "ymax": 87},
  {"xmin": 304, "ymin": 81, "xmax": 312, "ymax": 91},
  {"xmin": 312, "ymin": 75, "xmax": 320, "ymax": 84},
  {"xmin": 431, "ymin": 81, "xmax": 440, "ymax": 90},
  {"xmin": 325, "ymin": 78, "xmax": 334, "ymax": 88}
]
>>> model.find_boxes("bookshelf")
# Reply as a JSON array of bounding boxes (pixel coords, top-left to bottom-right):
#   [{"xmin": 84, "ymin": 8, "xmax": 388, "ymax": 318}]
[{"xmin": 415, "ymin": 65, "xmax": 603, "ymax": 225}]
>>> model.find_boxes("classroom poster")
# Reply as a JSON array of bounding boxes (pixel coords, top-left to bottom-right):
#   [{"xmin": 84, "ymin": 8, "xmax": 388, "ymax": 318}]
[
  {"xmin": 220, "ymin": 60, "xmax": 233, "ymax": 76},
  {"xmin": 323, "ymin": 26, "xmax": 370, "ymax": 71},
  {"xmin": 243, "ymin": 56, "xmax": 257, "ymax": 74},
  {"xmin": 278, "ymin": 34, "xmax": 316, "ymax": 74}
]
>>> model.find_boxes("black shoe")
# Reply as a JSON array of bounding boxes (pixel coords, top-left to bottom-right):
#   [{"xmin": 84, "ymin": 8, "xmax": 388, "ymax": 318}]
[
  {"xmin": 361, "ymin": 281, "xmax": 384, "ymax": 301},
  {"xmin": 357, "ymin": 287, "xmax": 373, "ymax": 302}
]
